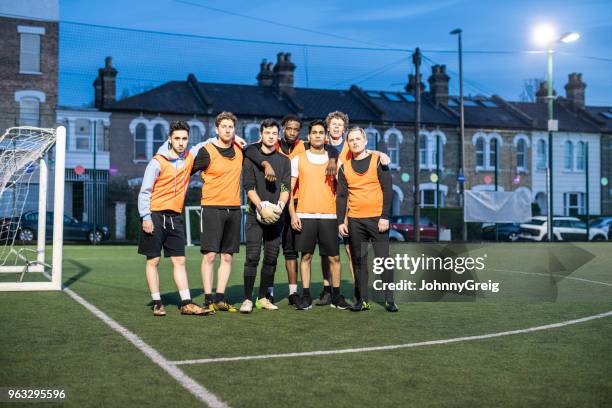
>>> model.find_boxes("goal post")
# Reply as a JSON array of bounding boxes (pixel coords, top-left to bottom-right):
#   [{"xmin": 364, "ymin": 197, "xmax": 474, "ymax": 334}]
[{"xmin": 0, "ymin": 125, "xmax": 65, "ymax": 291}]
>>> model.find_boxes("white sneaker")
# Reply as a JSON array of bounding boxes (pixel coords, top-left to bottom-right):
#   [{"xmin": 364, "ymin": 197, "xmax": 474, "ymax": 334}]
[
  {"xmin": 239, "ymin": 299, "xmax": 253, "ymax": 314},
  {"xmin": 257, "ymin": 297, "xmax": 278, "ymax": 310}
]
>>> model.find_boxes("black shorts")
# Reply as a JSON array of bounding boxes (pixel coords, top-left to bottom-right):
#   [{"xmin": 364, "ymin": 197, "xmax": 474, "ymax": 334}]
[
  {"xmin": 281, "ymin": 209, "xmax": 297, "ymax": 260},
  {"xmin": 138, "ymin": 211, "xmax": 185, "ymax": 258},
  {"xmin": 200, "ymin": 207, "xmax": 241, "ymax": 254},
  {"xmin": 295, "ymin": 218, "xmax": 339, "ymax": 256}
]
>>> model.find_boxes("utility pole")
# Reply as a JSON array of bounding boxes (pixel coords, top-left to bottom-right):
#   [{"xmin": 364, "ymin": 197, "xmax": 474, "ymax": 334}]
[
  {"xmin": 93, "ymin": 121, "xmax": 97, "ymax": 245},
  {"xmin": 494, "ymin": 139, "xmax": 499, "ymax": 242},
  {"xmin": 451, "ymin": 28, "xmax": 466, "ymax": 241},
  {"xmin": 436, "ymin": 133, "xmax": 440, "ymax": 242},
  {"xmin": 413, "ymin": 48, "xmax": 421, "ymax": 243}
]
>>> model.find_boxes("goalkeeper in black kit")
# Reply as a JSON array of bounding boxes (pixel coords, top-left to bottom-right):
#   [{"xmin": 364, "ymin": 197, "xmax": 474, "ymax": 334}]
[{"xmin": 239, "ymin": 119, "xmax": 291, "ymax": 313}]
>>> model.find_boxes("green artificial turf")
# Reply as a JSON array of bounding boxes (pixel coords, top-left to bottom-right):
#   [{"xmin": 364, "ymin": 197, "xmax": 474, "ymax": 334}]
[{"xmin": 1, "ymin": 244, "xmax": 611, "ymax": 407}]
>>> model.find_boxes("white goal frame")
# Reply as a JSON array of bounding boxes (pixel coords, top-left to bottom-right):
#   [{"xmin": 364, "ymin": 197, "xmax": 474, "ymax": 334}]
[
  {"xmin": 0, "ymin": 126, "xmax": 66, "ymax": 291},
  {"xmin": 185, "ymin": 205, "xmax": 201, "ymax": 247}
]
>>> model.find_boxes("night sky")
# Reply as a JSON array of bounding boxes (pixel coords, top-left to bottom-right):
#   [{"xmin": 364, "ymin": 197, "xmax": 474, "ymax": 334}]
[{"xmin": 58, "ymin": 0, "xmax": 612, "ymax": 107}]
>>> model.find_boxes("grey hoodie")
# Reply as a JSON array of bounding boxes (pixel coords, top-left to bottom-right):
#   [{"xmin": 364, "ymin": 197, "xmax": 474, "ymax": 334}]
[{"xmin": 138, "ymin": 140, "xmax": 209, "ymax": 220}]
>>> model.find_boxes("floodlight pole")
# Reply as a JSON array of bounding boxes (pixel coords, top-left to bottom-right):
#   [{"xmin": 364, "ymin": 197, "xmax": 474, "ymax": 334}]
[
  {"xmin": 546, "ymin": 46, "xmax": 554, "ymax": 241},
  {"xmin": 585, "ymin": 142, "xmax": 589, "ymax": 241}
]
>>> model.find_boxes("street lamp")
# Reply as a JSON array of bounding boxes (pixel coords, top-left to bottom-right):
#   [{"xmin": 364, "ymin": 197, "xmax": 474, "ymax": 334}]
[{"xmin": 533, "ymin": 25, "xmax": 580, "ymax": 241}]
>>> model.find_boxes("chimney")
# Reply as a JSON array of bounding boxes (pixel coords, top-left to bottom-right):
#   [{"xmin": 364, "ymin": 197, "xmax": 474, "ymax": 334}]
[
  {"xmin": 535, "ymin": 81, "xmax": 556, "ymax": 104},
  {"xmin": 405, "ymin": 73, "xmax": 425, "ymax": 95},
  {"xmin": 257, "ymin": 59, "xmax": 274, "ymax": 87},
  {"xmin": 94, "ymin": 56, "xmax": 118, "ymax": 109},
  {"xmin": 564, "ymin": 72, "xmax": 586, "ymax": 109},
  {"xmin": 273, "ymin": 52, "xmax": 296, "ymax": 95},
  {"xmin": 427, "ymin": 65, "xmax": 450, "ymax": 106}
]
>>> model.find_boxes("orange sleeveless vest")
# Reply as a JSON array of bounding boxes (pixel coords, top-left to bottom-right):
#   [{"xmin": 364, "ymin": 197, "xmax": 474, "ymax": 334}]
[
  {"xmin": 343, "ymin": 154, "xmax": 383, "ymax": 218},
  {"xmin": 150, "ymin": 153, "xmax": 194, "ymax": 213},
  {"xmin": 200, "ymin": 143, "xmax": 243, "ymax": 206},
  {"xmin": 295, "ymin": 151, "xmax": 336, "ymax": 214}
]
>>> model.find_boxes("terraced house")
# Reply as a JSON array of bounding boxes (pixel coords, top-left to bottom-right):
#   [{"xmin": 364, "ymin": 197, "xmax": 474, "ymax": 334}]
[{"xmin": 94, "ymin": 52, "xmax": 611, "ymax": 228}]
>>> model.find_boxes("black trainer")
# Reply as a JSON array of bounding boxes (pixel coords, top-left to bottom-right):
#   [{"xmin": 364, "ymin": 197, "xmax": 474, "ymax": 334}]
[
  {"xmin": 385, "ymin": 301, "xmax": 399, "ymax": 313},
  {"xmin": 288, "ymin": 292, "xmax": 301, "ymax": 307},
  {"xmin": 296, "ymin": 295, "xmax": 312, "ymax": 310},
  {"xmin": 331, "ymin": 295, "xmax": 350, "ymax": 310},
  {"xmin": 350, "ymin": 299, "xmax": 371, "ymax": 312},
  {"xmin": 315, "ymin": 291, "xmax": 332, "ymax": 306}
]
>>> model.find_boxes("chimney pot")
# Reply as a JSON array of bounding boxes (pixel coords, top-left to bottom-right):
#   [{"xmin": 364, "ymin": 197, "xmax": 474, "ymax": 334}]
[{"xmin": 564, "ymin": 72, "xmax": 586, "ymax": 109}]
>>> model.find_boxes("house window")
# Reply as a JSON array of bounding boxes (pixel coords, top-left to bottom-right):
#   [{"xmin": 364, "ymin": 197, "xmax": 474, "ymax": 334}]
[
  {"xmin": 421, "ymin": 188, "xmax": 444, "ymax": 208},
  {"xmin": 244, "ymin": 124, "xmax": 260, "ymax": 144},
  {"xmin": 475, "ymin": 137, "xmax": 485, "ymax": 167},
  {"xmin": 134, "ymin": 123, "xmax": 147, "ymax": 161},
  {"xmin": 365, "ymin": 128, "xmax": 379, "ymax": 150},
  {"xmin": 564, "ymin": 192, "xmax": 585, "ymax": 216},
  {"xmin": 563, "ymin": 141, "xmax": 573, "ymax": 170},
  {"xmin": 190, "ymin": 126, "xmax": 202, "ymax": 146},
  {"xmin": 516, "ymin": 139, "xmax": 526, "ymax": 169},
  {"xmin": 383, "ymin": 128, "xmax": 403, "ymax": 169},
  {"xmin": 152, "ymin": 124, "xmax": 166, "ymax": 154},
  {"xmin": 387, "ymin": 132, "xmax": 399, "ymax": 168},
  {"xmin": 419, "ymin": 134, "xmax": 428, "ymax": 167},
  {"xmin": 18, "ymin": 97, "xmax": 40, "ymax": 126},
  {"xmin": 431, "ymin": 137, "xmax": 444, "ymax": 167},
  {"xmin": 74, "ymin": 119, "xmax": 91, "ymax": 151},
  {"xmin": 489, "ymin": 138, "xmax": 499, "ymax": 168},
  {"xmin": 576, "ymin": 141, "xmax": 585, "ymax": 171},
  {"xmin": 188, "ymin": 123, "xmax": 204, "ymax": 148},
  {"xmin": 94, "ymin": 121, "xmax": 106, "ymax": 152},
  {"xmin": 536, "ymin": 139, "xmax": 547, "ymax": 170},
  {"xmin": 19, "ymin": 30, "xmax": 42, "ymax": 73}
]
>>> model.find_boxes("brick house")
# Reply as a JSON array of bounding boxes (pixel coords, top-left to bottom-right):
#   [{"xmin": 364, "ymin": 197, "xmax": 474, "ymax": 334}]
[
  {"xmin": 96, "ymin": 52, "xmax": 611, "ymax": 232},
  {"xmin": 0, "ymin": 0, "xmax": 59, "ymax": 131}
]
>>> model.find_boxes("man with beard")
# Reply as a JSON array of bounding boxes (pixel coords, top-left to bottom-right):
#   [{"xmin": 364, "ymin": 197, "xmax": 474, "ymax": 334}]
[{"xmin": 288, "ymin": 120, "xmax": 351, "ymax": 310}]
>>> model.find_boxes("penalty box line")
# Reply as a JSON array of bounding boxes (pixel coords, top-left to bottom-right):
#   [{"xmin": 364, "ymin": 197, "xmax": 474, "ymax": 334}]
[
  {"xmin": 48, "ymin": 272, "xmax": 230, "ymax": 408},
  {"xmin": 170, "ymin": 310, "xmax": 612, "ymax": 366}
]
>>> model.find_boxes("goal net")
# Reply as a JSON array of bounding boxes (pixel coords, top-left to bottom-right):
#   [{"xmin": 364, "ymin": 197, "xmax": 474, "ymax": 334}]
[{"xmin": 0, "ymin": 126, "xmax": 66, "ymax": 291}]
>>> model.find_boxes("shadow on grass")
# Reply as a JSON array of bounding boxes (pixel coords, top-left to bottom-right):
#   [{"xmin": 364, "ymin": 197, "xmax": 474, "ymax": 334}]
[
  {"xmin": 158, "ymin": 280, "xmax": 356, "ymax": 308},
  {"xmin": 63, "ymin": 259, "xmax": 92, "ymax": 288}
]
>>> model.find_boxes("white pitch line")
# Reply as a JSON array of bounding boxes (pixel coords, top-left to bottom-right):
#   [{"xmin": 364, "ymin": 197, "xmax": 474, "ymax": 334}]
[
  {"xmin": 52, "ymin": 276, "xmax": 229, "ymax": 408},
  {"xmin": 171, "ymin": 310, "xmax": 612, "ymax": 365},
  {"xmin": 490, "ymin": 268, "xmax": 612, "ymax": 287}
]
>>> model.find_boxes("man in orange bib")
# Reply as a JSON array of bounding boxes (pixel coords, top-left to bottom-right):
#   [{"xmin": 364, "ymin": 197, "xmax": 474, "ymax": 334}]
[
  {"xmin": 337, "ymin": 127, "xmax": 398, "ymax": 312},
  {"xmin": 191, "ymin": 112, "xmax": 245, "ymax": 314},
  {"xmin": 137, "ymin": 120, "xmax": 207, "ymax": 317},
  {"xmin": 244, "ymin": 115, "xmax": 339, "ymax": 306},
  {"xmin": 288, "ymin": 120, "xmax": 351, "ymax": 310}
]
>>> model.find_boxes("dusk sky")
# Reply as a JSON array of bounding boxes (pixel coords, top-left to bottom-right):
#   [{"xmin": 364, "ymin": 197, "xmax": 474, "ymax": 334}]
[{"xmin": 59, "ymin": 0, "xmax": 612, "ymax": 107}]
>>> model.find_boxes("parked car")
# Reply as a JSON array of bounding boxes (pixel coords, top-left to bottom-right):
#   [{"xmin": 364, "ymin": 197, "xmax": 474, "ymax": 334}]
[
  {"xmin": 518, "ymin": 216, "xmax": 607, "ymax": 241},
  {"xmin": 590, "ymin": 217, "xmax": 612, "ymax": 239},
  {"xmin": 389, "ymin": 228, "xmax": 405, "ymax": 242},
  {"xmin": 481, "ymin": 223, "xmax": 522, "ymax": 241},
  {"xmin": 3, "ymin": 211, "xmax": 110, "ymax": 244},
  {"xmin": 390, "ymin": 215, "xmax": 439, "ymax": 241}
]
